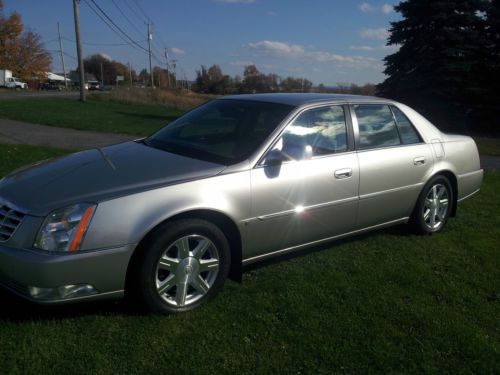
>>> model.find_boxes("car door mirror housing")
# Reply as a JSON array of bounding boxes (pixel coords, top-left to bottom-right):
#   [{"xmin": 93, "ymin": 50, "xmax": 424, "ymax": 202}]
[{"xmin": 263, "ymin": 149, "xmax": 285, "ymax": 178}]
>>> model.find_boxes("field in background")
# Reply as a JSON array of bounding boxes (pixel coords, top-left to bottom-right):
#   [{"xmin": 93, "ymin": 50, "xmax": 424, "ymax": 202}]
[
  {"xmin": 0, "ymin": 144, "xmax": 498, "ymax": 374},
  {"xmin": 90, "ymin": 87, "xmax": 213, "ymax": 110},
  {"xmin": 0, "ymin": 93, "xmax": 499, "ymax": 156},
  {"xmin": 0, "ymin": 97, "xmax": 183, "ymax": 136}
]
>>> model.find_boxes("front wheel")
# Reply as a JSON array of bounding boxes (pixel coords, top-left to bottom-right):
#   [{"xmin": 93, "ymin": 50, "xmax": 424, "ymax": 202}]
[
  {"xmin": 133, "ymin": 219, "xmax": 231, "ymax": 314},
  {"xmin": 411, "ymin": 175, "xmax": 453, "ymax": 234}
]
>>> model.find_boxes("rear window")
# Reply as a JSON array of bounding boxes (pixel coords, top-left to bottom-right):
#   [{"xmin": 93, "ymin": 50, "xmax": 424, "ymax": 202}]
[
  {"xmin": 354, "ymin": 104, "xmax": 401, "ymax": 149},
  {"xmin": 391, "ymin": 106, "xmax": 422, "ymax": 144}
]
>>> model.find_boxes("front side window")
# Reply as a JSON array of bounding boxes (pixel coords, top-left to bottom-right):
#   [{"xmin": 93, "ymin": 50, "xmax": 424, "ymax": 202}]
[
  {"xmin": 146, "ymin": 99, "xmax": 293, "ymax": 165},
  {"xmin": 354, "ymin": 104, "xmax": 401, "ymax": 149},
  {"xmin": 391, "ymin": 106, "xmax": 422, "ymax": 144},
  {"xmin": 272, "ymin": 105, "xmax": 348, "ymax": 160}
]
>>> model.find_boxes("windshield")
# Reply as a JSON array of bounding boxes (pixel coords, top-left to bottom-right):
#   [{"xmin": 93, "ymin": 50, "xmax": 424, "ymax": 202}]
[{"xmin": 145, "ymin": 99, "xmax": 293, "ymax": 165}]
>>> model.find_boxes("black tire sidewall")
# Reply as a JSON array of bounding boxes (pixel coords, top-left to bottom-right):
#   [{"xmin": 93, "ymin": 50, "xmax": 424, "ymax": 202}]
[{"xmin": 138, "ymin": 219, "xmax": 231, "ymax": 314}]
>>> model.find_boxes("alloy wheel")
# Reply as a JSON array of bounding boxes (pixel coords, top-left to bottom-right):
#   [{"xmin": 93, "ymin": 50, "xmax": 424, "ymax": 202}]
[
  {"xmin": 422, "ymin": 183, "xmax": 449, "ymax": 230},
  {"xmin": 155, "ymin": 234, "xmax": 220, "ymax": 307}
]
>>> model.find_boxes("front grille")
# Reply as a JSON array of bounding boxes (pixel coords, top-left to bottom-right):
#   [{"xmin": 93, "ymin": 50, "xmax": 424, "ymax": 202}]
[{"xmin": 0, "ymin": 203, "xmax": 25, "ymax": 242}]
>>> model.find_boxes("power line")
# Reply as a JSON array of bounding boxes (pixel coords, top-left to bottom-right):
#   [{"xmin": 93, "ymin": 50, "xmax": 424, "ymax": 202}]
[
  {"xmin": 132, "ymin": 0, "xmax": 151, "ymax": 22},
  {"xmin": 123, "ymin": 0, "xmax": 145, "ymax": 23},
  {"xmin": 111, "ymin": 0, "xmax": 144, "ymax": 39},
  {"xmin": 83, "ymin": 0, "xmax": 148, "ymax": 53},
  {"xmin": 62, "ymin": 36, "xmax": 147, "ymax": 47},
  {"xmin": 63, "ymin": 52, "xmax": 78, "ymax": 61}
]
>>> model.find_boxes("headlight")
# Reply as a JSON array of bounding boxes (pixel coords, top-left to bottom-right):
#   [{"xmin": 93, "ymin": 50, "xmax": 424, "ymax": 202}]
[{"xmin": 34, "ymin": 203, "xmax": 96, "ymax": 252}]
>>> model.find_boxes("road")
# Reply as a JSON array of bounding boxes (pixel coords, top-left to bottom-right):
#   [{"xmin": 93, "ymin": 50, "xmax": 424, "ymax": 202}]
[{"xmin": 0, "ymin": 90, "xmax": 102, "ymax": 100}]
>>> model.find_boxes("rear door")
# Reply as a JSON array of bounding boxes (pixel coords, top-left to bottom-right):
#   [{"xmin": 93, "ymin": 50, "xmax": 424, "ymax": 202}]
[
  {"xmin": 352, "ymin": 103, "xmax": 434, "ymax": 228},
  {"xmin": 245, "ymin": 104, "xmax": 359, "ymax": 260}
]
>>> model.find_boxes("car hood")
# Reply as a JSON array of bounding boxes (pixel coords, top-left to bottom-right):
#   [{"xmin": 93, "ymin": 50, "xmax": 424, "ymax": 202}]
[{"xmin": 0, "ymin": 141, "xmax": 226, "ymax": 216}]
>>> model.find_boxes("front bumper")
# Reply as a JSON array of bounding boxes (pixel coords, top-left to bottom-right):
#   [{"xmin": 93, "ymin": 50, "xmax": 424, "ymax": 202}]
[{"xmin": 0, "ymin": 243, "xmax": 136, "ymax": 304}]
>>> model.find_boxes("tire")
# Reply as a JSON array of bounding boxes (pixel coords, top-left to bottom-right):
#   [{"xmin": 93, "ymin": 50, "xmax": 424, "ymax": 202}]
[
  {"xmin": 411, "ymin": 175, "xmax": 453, "ymax": 234},
  {"xmin": 132, "ymin": 219, "xmax": 231, "ymax": 314}
]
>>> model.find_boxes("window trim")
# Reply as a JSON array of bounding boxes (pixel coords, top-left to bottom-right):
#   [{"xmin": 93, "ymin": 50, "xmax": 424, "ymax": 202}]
[
  {"xmin": 389, "ymin": 105, "xmax": 424, "ymax": 145},
  {"xmin": 350, "ymin": 103, "xmax": 425, "ymax": 152},
  {"xmin": 350, "ymin": 103, "xmax": 402, "ymax": 151},
  {"xmin": 256, "ymin": 103, "xmax": 353, "ymax": 167}
]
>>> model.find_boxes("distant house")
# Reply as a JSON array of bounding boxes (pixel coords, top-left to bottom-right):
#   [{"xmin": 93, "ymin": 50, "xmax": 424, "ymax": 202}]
[
  {"xmin": 26, "ymin": 72, "xmax": 71, "ymax": 90},
  {"xmin": 69, "ymin": 71, "xmax": 98, "ymax": 88}
]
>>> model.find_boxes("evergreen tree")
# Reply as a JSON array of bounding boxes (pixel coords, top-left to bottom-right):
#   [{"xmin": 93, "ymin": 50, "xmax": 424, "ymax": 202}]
[{"xmin": 377, "ymin": 0, "xmax": 490, "ymax": 131}]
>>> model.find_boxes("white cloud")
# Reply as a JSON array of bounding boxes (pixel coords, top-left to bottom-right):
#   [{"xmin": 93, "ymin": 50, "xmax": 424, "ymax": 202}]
[
  {"xmin": 171, "ymin": 47, "xmax": 185, "ymax": 55},
  {"xmin": 381, "ymin": 4, "xmax": 393, "ymax": 14},
  {"xmin": 359, "ymin": 2, "xmax": 375, "ymax": 12},
  {"xmin": 230, "ymin": 60, "xmax": 254, "ymax": 66},
  {"xmin": 248, "ymin": 40, "xmax": 305, "ymax": 57},
  {"xmin": 349, "ymin": 44, "xmax": 398, "ymax": 51},
  {"xmin": 215, "ymin": 0, "xmax": 255, "ymax": 3},
  {"xmin": 99, "ymin": 53, "xmax": 112, "ymax": 60},
  {"xmin": 247, "ymin": 40, "xmax": 376, "ymax": 68},
  {"xmin": 360, "ymin": 28, "xmax": 389, "ymax": 40},
  {"xmin": 359, "ymin": 2, "xmax": 393, "ymax": 14}
]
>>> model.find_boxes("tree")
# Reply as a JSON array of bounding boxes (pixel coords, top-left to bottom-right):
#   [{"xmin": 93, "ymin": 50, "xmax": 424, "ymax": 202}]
[
  {"xmin": 279, "ymin": 76, "xmax": 312, "ymax": 92},
  {"xmin": 83, "ymin": 54, "xmax": 133, "ymax": 86},
  {"xmin": 193, "ymin": 64, "xmax": 233, "ymax": 94},
  {"xmin": 0, "ymin": 0, "xmax": 51, "ymax": 80},
  {"xmin": 241, "ymin": 65, "xmax": 272, "ymax": 93},
  {"xmin": 377, "ymin": 0, "xmax": 490, "ymax": 131},
  {"xmin": 139, "ymin": 68, "xmax": 150, "ymax": 85}
]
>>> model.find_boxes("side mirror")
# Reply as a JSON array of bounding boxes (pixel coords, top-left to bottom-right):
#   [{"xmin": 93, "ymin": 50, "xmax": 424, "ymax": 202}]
[
  {"xmin": 263, "ymin": 149, "xmax": 284, "ymax": 178},
  {"xmin": 264, "ymin": 149, "xmax": 285, "ymax": 166}
]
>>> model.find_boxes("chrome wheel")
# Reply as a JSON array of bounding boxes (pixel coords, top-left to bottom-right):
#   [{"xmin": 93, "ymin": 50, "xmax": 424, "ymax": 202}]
[
  {"xmin": 423, "ymin": 183, "xmax": 449, "ymax": 230},
  {"xmin": 155, "ymin": 234, "xmax": 219, "ymax": 307}
]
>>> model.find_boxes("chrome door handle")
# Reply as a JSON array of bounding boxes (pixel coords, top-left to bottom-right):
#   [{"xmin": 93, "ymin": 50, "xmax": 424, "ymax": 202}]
[
  {"xmin": 413, "ymin": 157, "xmax": 425, "ymax": 165},
  {"xmin": 334, "ymin": 168, "xmax": 352, "ymax": 179}
]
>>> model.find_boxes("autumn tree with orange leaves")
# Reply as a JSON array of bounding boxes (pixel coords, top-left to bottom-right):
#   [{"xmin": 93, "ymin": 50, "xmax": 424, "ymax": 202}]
[{"xmin": 0, "ymin": 0, "xmax": 51, "ymax": 80}]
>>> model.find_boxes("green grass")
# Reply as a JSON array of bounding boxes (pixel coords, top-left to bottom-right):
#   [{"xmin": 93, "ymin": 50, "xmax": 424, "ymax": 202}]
[
  {"xmin": 0, "ymin": 97, "xmax": 184, "ymax": 136},
  {"xmin": 473, "ymin": 136, "xmax": 500, "ymax": 156},
  {"xmin": 0, "ymin": 144, "xmax": 498, "ymax": 374}
]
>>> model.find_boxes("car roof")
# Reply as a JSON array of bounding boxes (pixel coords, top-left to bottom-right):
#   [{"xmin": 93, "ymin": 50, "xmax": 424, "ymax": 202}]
[{"xmin": 220, "ymin": 93, "xmax": 391, "ymax": 107}]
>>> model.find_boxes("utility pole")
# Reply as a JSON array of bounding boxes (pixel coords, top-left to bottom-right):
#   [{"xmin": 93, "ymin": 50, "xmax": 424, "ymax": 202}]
[
  {"xmin": 100, "ymin": 63, "xmax": 104, "ymax": 88},
  {"xmin": 172, "ymin": 59, "xmax": 177, "ymax": 89},
  {"xmin": 73, "ymin": 0, "xmax": 85, "ymax": 102},
  {"xmin": 57, "ymin": 22, "xmax": 68, "ymax": 90},
  {"xmin": 128, "ymin": 62, "xmax": 132, "ymax": 88},
  {"xmin": 164, "ymin": 48, "xmax": 171, "ymax": 89},
  {"xmin": 147, "ymin": 22, "xmax": 154, "ymax": 88}
]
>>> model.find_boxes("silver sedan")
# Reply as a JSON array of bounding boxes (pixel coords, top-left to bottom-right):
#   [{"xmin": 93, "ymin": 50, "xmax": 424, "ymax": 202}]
[{"xmin": 0, "ymin": 94, "xmax": 483, "ymax": 313}]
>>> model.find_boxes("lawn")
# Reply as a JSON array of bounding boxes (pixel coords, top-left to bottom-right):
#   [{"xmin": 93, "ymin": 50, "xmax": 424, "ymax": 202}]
[
  {"xmin": 0, "ymin": 97, "xmax": 184, "ymax": 136},
  {"xmin": 473, "ymin": 136, "xmax": 500, "ymax": 157},
  {"xmin": 0, "ymin": 144, "xmax": 498, "ymax": 374}
]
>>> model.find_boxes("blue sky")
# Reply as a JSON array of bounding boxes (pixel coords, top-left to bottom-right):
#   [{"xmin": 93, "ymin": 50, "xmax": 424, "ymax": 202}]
[{"xmin": 4, "ymin": 0, "xmax": 399, "ymax": 85}]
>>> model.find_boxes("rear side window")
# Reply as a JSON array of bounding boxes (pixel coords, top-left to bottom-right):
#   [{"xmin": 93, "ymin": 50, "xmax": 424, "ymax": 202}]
[
  {"xmin": 354, "ymin": 104, "xmax": 400, "ymax": 149},
  {"xmin": 274, "ymin": 105, "xmax": 348, "ymax": 160},
  {"xmin": 391, "ymin": 106, "xmax": 422, "ymax": 144}
]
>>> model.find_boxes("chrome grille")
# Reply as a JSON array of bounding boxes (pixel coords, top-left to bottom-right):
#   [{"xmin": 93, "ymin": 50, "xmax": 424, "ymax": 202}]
[{"xmin": 0, "ymin": 203, "xmax": 25, "ymax": 242}]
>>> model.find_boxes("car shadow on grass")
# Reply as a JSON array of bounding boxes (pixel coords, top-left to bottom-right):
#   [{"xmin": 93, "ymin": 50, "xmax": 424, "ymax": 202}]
[
  {"xmin": 0, "ymin": 287, "xmax": 145, "ymax": 322},
  {"xmin": 242, "ymin": 223, "xmax": 414, "ymax": 273}
]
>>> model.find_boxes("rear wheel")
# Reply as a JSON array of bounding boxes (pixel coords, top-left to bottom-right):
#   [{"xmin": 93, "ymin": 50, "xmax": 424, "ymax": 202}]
[
  {"xmin": 133, "ymin": 219, "xmax": 230, "ymax": 314},
  {"xmin": 412, "ymin": 175, "xmax": 453, "ymax": 234}
]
